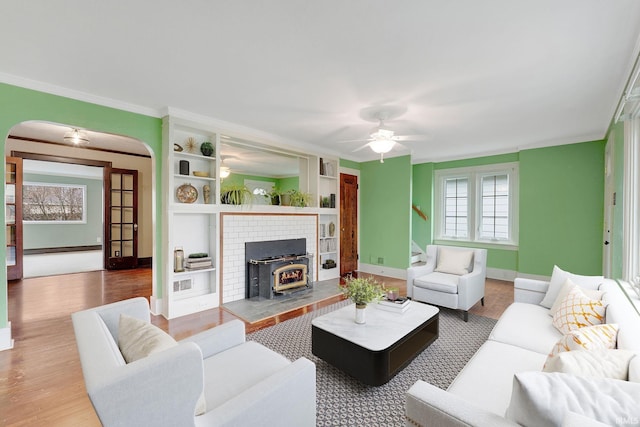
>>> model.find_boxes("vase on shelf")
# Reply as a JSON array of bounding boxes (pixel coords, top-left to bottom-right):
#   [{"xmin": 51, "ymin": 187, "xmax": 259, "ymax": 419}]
[
  {"xmin": 203, "ymin": 184, "xmax": 211, "ymax": 204},
  {"xmin": 355, "ymin": 303, "xmax": 366, "ymax": 324}
]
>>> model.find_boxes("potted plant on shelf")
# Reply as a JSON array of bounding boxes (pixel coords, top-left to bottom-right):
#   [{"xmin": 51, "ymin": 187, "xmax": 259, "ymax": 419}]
[
  {"xmin": 340, "ymin": 276, "xmax": 384, "ymax": 324},
  {"xmin": 288, "ymin": 189, "xmax": 312, "ymax": 207},
  {"xmin": 268, "ymin": 188, "xmax": 282, "ymax": 206},
  {"xmin": 220, "ymin": 183, "xmax": 252, "ymax": 205}
]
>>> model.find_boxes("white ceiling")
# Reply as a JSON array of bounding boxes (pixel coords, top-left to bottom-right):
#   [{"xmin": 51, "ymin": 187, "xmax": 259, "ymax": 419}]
[{"xmin": 2, "ymin": 1, "xmax": 640, "ymax": 163}]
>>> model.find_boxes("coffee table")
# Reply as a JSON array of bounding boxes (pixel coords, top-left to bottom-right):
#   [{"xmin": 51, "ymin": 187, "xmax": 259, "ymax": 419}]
[{"xmin": 311, "ymin": 301, "xmax": 439, "ymax": 386}]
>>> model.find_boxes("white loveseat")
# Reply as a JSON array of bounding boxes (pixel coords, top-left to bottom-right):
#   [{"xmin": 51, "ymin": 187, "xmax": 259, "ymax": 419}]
[
  {"xmin": 405, "ymin": 271, "xmax": 640, "ymax": 426},
  {"xmin": 72, "ymin": 297, "xmax": 316, "ymax": 427}
]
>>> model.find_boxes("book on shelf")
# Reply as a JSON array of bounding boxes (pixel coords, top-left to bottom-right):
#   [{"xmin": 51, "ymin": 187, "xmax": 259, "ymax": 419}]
[
  {"xmin": 186, "ymin": 256, "xmax": 211, "ymax": 262},
  {"xmin": 185, "ymin": 265, "xmax": 213, "ymax": 271},
  {"xmin": 185, "ymin": 259, "xmax": 213, "ymax": 269}
]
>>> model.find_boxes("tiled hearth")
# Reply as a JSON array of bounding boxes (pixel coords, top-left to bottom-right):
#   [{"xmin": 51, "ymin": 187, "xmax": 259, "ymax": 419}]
[{"xmin": 221, "ymin": 213, "xmax": 317, "ymax": 303}]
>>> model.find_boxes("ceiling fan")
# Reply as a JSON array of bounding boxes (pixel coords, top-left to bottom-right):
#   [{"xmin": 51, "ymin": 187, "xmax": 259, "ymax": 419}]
[{"xmin": 341, "ymin": 106, "xmax": 426, "ymax": 163}]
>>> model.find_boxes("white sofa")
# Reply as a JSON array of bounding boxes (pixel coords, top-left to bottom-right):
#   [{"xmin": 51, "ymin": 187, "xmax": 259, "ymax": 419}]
[
  {"xmin": 72, "ymin": 297, "xmax": 316, "ymax": 427},
  {"xmin": 405, "ymin": 275, "xmax": 640, "ymax": 426}
]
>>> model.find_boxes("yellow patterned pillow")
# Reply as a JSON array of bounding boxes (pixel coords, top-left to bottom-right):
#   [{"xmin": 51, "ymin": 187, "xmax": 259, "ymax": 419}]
[
  {"xmin": 552, "ymin": 285, "xmax": 606, "ymax": 334},
  {"xmin": 548, "ymin": 323, "xmax": 619, "ymax": 358}
]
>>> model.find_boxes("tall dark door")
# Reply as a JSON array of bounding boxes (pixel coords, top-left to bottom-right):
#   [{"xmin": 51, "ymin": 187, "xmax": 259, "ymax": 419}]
[
  {"xmin": 107, "ymin": 168, "xmax": 138, "ymax": 269},
  {"xmin": 340, "ymin": 173, "xmax": 358, "ymax": 276},
  {"xmin": 6, "ymin": 156, "xmax": 23, "ymax": 280}
]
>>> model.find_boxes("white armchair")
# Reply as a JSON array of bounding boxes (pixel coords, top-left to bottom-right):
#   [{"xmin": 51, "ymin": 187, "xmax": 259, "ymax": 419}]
[
  {"xmin": 406, "ymin": 245, "xmax": 487, "ymax": 321},
  {"xmin": 72, "ymin": 297, "xmax": 316, "ymax": 427}
]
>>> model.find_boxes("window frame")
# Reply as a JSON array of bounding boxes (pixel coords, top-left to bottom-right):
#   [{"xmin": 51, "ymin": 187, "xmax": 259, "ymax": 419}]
[{"xmin": 434, "ymin": 162, "xmax": 519, "ymax": 248}]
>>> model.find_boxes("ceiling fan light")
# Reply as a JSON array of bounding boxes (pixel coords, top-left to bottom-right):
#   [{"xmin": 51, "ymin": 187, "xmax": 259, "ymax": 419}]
[
  {"xmin": 63, "ymin": 128, "xmax": 90, "ymax": 145},
  {"xmin": 219, "ymin": 166, "xmax": 231, "ymax": 178},
  {"xmin": 369, "ymin": 139, "xmax": 395, "ymax": 154}
]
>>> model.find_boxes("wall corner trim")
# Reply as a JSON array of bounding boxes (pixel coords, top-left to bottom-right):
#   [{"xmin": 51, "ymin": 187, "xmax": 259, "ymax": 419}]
[{"xmin": 0, "ymin": 322, "xmax": 14, "ymax": 352}]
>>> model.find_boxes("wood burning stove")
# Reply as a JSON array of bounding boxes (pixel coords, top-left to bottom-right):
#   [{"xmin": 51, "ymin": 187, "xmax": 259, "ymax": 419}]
[{"xmin": 245, "ymin": 239, "xmax": 313, "ymax": 299}]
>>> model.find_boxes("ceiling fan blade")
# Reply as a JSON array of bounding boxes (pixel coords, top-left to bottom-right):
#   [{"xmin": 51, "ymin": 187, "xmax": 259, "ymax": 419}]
[
  {"xmin": 394, "ymin": 142, "xmax": 410, "ymax": 151},
  {"xmin": 336, "ymin": 138, "xmax": 371, "ymax": 144},
  {"xmin": 352, "ymin": 143, "xmax": 371, "ymax": 152},
  {"xmin": 394, "ymin": 134, "xmax": 429, "ymax": 141}
]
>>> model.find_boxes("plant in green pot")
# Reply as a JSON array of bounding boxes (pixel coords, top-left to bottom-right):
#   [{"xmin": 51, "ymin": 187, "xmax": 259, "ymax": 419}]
[
  {"xmin": 220, "ymin": 183, "xmax": 252, "ymax": 205},
  {"xmin": 340, "ymin": 276, "xmax": 384, "ymax": 324}
]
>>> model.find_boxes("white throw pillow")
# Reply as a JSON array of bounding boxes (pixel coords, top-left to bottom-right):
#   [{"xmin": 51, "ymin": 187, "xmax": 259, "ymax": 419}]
[
  {"xmin": 630, "ymin": 356, "xmax": 640, "ymax": 383},
  {"xmin": 551, "ymin": 286, "xmax": 606, "ymax": 334},
  {"xmin": 434, "ymin": 248, "xmax": 474, "ymax": 275},
  {"xmin": 548, "ymin": 324, "xmax": 619, "ymax": 358},
  {"xmin": 540, "ymin": 265, "xmax": 604, "ymax": 309},
  {"xmin": 549, "ymin": 278, "xmax": 604, "ymax": 318},
  {"xmin": 118, "ymin": 314, "xmax": 178, "ymax": 363},
  {"xmin": 505, "ymin": 371, "xmax": 640, "ymax": 427},
  {"xmin": 543, "ymin": 349, "xmax": 635, "ymax": 380}
]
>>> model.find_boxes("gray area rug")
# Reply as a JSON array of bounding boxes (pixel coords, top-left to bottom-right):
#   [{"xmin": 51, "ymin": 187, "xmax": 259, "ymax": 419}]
[{"xmin": 247, "ymin": 300, "xmax": 497, "ymax": 426}]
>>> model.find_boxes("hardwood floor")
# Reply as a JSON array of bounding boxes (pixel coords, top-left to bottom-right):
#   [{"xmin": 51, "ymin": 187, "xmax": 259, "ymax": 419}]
[{"xmin": 0, "ymin": 269, "xmax": 513, "ymax": 426}]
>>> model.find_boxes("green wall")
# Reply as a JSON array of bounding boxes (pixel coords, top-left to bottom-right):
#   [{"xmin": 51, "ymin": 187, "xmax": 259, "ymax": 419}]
[
  {"xmin": 276, "ymin": 176, "xmax": 299, "ymax": 192},
  {"xmin": 0, "ymin": 83, "xmax": 162, "ymax": 329},
  {"xmin": 360, "ymin": 155, "xmax": 412, "ymax": 269},
  {"xmin": 340, "ymin": 158, "xmax": 361, "ymax": 170},
  {"xmin": 519, "ymin": 140, "xmax": 605, "ymax": 275},
  {"xmin": 416, "ymin": 143, "xmax": 605, "ymax": 276},
  {"xmin": 434, "ymin": 153, "xmax": 520, "ymax": 170},
  {"xmin": 23, "ymin": 174, "xmax": 103, "ymax": 249},
  {"xmin": 411, "ymin": 163, "xmax": 433, "ymax": 250}
]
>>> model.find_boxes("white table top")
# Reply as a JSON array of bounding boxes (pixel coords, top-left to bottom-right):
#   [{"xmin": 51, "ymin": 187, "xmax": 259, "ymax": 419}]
[{"xmin": 312, "ymin": 301, "xmax": 439, "ymax": 351}]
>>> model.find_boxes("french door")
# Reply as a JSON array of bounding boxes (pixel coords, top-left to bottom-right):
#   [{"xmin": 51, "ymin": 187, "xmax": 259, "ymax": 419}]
[
  {"xmin": 6, "ymin": 157, "xmax": 23, "ymax": 280},
  {"xmin": 107, "ymin": 168, "xmax": 138, "ymax": 269}
]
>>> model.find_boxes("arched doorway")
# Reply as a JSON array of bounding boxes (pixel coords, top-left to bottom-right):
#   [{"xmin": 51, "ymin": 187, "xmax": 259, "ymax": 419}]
[{"xmin": 5, "ymin": 121, "xmax": 154, "ymax": 277}]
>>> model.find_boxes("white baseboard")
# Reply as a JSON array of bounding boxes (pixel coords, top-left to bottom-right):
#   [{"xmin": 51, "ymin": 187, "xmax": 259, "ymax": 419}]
[
  {"xmin": 0, "ymin": 322, "xmax": 14, "ymax": 352},
  {"xmin": 358, "ymin": 264, "xmax": 407, "ymax": 280},
  {"xmin": 24, "ymin": 251, "xmax": 103, "ymax": 278},
  {"xmin": 486, "ymin": 268, "xmax": 517, "ymax": 282},
  {"xmin": 149, "ymin": 296, "xmax": 163, "ymax": 316}
]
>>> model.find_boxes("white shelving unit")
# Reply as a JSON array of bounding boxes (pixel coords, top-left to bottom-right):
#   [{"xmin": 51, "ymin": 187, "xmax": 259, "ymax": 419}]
[
  {"xmin": 161, "ymin": 116, "xmax": 220, "ymax": 319},
  {"xmin": 316, "ymin": 157, "xmax": 340, "ymax": 281}
]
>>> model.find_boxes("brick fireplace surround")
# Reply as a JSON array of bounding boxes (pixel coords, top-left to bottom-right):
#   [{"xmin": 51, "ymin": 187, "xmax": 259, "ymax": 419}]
[{"xmin": 221, "ymin": 213, "xmax": 317, "ymax": 303}]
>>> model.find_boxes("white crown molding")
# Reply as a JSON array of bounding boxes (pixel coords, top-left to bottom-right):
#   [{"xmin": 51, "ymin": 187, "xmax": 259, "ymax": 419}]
[
  {"xmin": 0, "ymin": 72, "xmax": 161, "ymax": 118},
  {"xmin": 162, "ymin": 106, "xmax": 344, "ymax": 160},
  {"xmin": 412, "ymin": 131, "xmax": 605, "ymax": 165}
]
